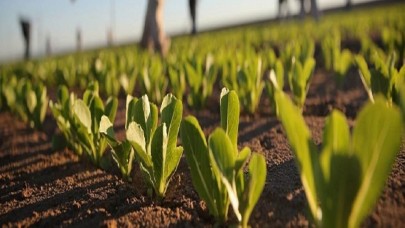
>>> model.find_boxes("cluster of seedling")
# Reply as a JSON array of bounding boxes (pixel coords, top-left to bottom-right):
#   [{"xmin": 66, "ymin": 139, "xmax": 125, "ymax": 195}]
[{"xmin": 0, "ymin": 77, "xmax": 48, "ymax": 129}]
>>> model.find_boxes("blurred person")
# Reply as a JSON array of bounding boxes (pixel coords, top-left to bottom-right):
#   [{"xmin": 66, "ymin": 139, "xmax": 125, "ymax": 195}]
[
  {"xmin": 19, "ymin": 18, "xmax": 31, "ymax": 60},
  {"xmin": 346, "ymin": 0, "xmax": 352, "ymax": 10},
  {"xmin": 76, "ymin": 28, "xmax": 82, "ymax": 52},
  {"xmin": 140, "ymin": 0, "xmax": 170, "ymax": 56},
  {"xmin": 189, "ymin": 0, "xmax": 197, "ymax": 34},
  {"xmin": 278, "ymin": 0, "xmax": 290, "ymax": 19},
  {"xmin": 299, "ymin": 0, "xmax": 319, "ymax": 21}
]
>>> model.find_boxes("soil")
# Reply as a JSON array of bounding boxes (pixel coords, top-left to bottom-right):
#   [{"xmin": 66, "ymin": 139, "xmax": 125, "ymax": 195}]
[{"xmin": 1, "ymin": 63, "xmax": 405, "ymax": 227}]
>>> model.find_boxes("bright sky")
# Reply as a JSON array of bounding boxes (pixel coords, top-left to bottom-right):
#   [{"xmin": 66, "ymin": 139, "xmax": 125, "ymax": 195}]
[{"xmin": 0, "ymin": 0, "xmax": 375, "ymax": 63}]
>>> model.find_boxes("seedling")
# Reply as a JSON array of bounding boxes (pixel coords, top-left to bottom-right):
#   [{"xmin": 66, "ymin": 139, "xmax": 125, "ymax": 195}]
[
  {"xmin": 99, "ymin": 95, "xmax": 139, "ymax": 181},
  {"xmin": 355, "ymin": 53, "xmax": 405, "ymax": 105},
  {"xmin": 181, "ymin": 88, "xmax": 266, "ymax": 227},
  {"xmin": 126, "ymin": 93, "xmax": 183, "ymax": 200},
  {"xmin": 50, "ymin": 85, "xmax": 84, "ymax": 154},
  {"xmin": 275, "ymin": 88, "xmax": 402, "ymax": 228},
  {"xmin": 2, "ymin": 77, "xmax": 48, "ymax": 129},
  {"xmin": 236, "ymin": 56, "xmax": 265, "ymax": 113},
  {"xmin": 265, "ymin": 60, "xmax": 284, "ymax": 116},
  {"xmin": 288, "ymin": 57, "xmax": 315, "ymax": 110},
  {"xmin": 321, "ymin": 31, "xmax": 352, "ymax": 85},
  {"xmin": 184, "ymin": 54, "xmax": 217, "ymax": 109},
  {"xmin": 50, "ymin": 82, "xmax": 118, "ymax": 167}
]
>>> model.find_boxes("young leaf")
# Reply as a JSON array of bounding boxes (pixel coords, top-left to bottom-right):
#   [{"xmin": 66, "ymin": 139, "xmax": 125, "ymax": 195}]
[
  {"xmin": 73, "ymin": 99, "xmax": 92, "ymax": 133},
  {"xmin": 151, "ymin": 124, "xmax": 168, "ymax": 197},
  {"xmin": 355, "ymin": 55, "xmax": 373, "ymax": 102},
  {"xmin": 319, "ymin": 111, "xmax": 359, "ymax": 227},
  {"xmin": 349, "ymin": 97, "xmax": 402, "ymax": 227},
  {"xmin": 220, "ymin": 88, "xmax": 240, "ymax": 148},
  {"xmin": 161, "ymin": 93, "xmax": 183, "ymax": 153},
  {"xmin": 240, "ymin": 153, "xmax": 267, "ymax": 228},
  {"xmin": 105, "ymin": 97, "xmax": 118, "ymax": 122},
  {"xmin": 180, "ymin": 116, "xmax": 219, "ymax": 217},
  {"xmin": 208, "ymin": 128, "xmax": 236, "ymax": 180},
  {"xmin": 127, "ymin": 122, "xmax": 151, "ymax": 167},
  {"xmin": 275, "ymin": 90, "xmax": 320, "ymax": 219}
]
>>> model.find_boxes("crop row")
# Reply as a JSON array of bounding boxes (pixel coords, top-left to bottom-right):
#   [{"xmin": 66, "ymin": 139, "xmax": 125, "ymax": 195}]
[
  {"xmin": 1, "ymin": 4, "xmax": 404, "ymax": 113},
  {"xmin": 13, "ymin": 80, "xmax": 405, "ymax": 227}
]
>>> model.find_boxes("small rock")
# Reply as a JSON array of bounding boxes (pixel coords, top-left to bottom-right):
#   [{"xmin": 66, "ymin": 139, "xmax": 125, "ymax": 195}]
[
  {"xmin": 268, "ymin": 211, "xmax": 274, "ymax": 218},
  {"xmin": 21, "ymin": 187, "xmax": 33, "ymax": 198},
  {"xmin": 105, "ymin": 219, "xmax": 117, "ymax": 228},
  {"xmin": 286, "ymin": 193, "xmax": 293, "ymax": 201},
  {"xmin": 73, "ymin": 200, "xmax": 81, "ymax": 209}
]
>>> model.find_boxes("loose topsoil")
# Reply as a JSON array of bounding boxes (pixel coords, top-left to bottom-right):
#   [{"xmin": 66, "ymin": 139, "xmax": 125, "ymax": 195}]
[{"xmin": 1, "ymin": 61, "xmax": 405, "ymax": 226}]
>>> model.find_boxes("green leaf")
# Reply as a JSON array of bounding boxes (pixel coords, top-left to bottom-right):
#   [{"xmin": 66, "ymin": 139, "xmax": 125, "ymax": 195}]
[
  {"xmin": 126, "ymin": 122, "xmax": 151, "ymax": 167},
  {"xmin": 275, "ymin": 90, "xmax": 319, "ymax": 220},
  {"xmin": 370, "ymin": 69, "xmax": 390, "ymax": 99},
  {"xmin": 125, "ymin": 95, "xmax": 137, "ymax": 129},
  {"xmin": 164, "ymin": 146, "xmax": 183, "ymax": 181},
  {"xmin": 38, "ymin": 87, "xmax": 48, "ymax": 125},
  {"xmin": 161, "ymin": 93, "xmax": 183, "ymax": 153},
  {"xmin": 208, "ymin": 128, "xmax": 236, "ymax": 181},
  {"xmin": 302, "ymin": 58, "xmax": 316, "ymax": 90},
  {"xmin": 235, "ymin": 147, "xmax": 251, "ymax": 174},
  {"xmin": 151, "ymin": 124, "xmax": 168, "ymax": 197},
  {"xmin": 111, "ymin": 140, "xmax": 135, "ymax": 180},
  {"xmin": 26, "ymin": 90, "xmax": 37, "ymax": 114},
  {"xmin": 57, "ymin": 85, "xmax": 69, "ymax": 105},
  {"xmin": 220, "ymin": 88, "xmax": 240, "ymax": 148},
  {"xmin": 240, "ymin": 153, "xmax": 267, "ymax": 228},
  {"xmin": 180, "ymin": 116, "xmax": 219, "ymax": 217},
  {"xmin": 105, "ymin": 97, "xmax": 118, "ymax": 122},
  {"xmin": 320, "ymin": 110, "xmax": 350, "ymax": 180},
  {"xmin": 89, "ymin": 96, "xmax": 104, "ymax": 133},
  {"xmin": 349, "ymin": 97, "xmax": 403, "ymax": 228},
  {"xmin": 133, "ymin": 95, "xmax": 158, "ymax": 145},
  {"xmin": 73, "ymin": 99, "xmax": 92, "ymax": 133},
  {"xmin": 319, "ymin": 111, "xmax": 360, "ymax": 227},
  {"xmin": 355, "ymin": 55, "xmax": 373, "ymax": 102},
  {"xmin": 99, "ymin": 115, "xmax": 117, "ymax": 147}
]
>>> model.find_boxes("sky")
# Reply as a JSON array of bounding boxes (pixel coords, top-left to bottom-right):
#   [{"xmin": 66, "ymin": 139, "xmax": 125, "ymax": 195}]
[{"xmin": 0, "ymin": 0, "xmax": 376, "ymax": 63}]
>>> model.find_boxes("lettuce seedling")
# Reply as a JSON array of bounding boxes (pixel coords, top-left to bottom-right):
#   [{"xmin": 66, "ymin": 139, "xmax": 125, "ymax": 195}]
[
  {"xmin": 51, "ymin": 82, "xmax": 118, "ymax": 166},
  {"xmin": 49, "ymin": 85, "xmax": 83, "ymax": 155},
  {"xmin": 321, "ymin": 30, "xmax": 352, "ymax": 85},
  {"xmin": 265, "ymin": 60, "xmax": 284, "ymax": 116},
  {"xmin": 126, "ymin": 93, "xmax": 183, "ymax": 199},
  {"xmin": 24, "ymin": 81, "xmax": 48, "ymax": 129},
  {"xmin": 281, "ymin": 38, "xmax": 315, "ymax": 74},
  {"xmin": 4, "ymin": 78, "xmax": 48, "ymax": 130},
  {"xmin": 99, "ymin": 95, "xmax": 139, "ymax": 181},
  {"xmin": 91, "ymin": 57, "xmax": 120, "ymax": 97},
  {"xmin": 275, "ymin": 89, "xmax": 402, "ymax": 228},
  {"xmin": 236, "ymin": 57, "xmax": 265, "ymax": 113},
  {"xmin": 181, "ymin": 88, "xmax": 266, "ymax": 227},
  {"xmin": 119, "ymin": 70, "xmax": 137, "ymax": 95},
  {"xmin": 168, "ymin": 65, "xmax": 186, "ymax": 101},
  {"xmin": 355, "ymin": 53, "xmax": 405, "ymax": 105},
  {"xmin": 184, "ymin": 54, "xmax": 218, "ymax": 109},
  {"xmin": 142, "ymin": 55, "xmax": 169, "ymax": 104},
  {"xmin": 73, "ymin": 82, "xmax": 118, "ymax": 166},
  {"xmin": 288, "ymin": 57, "xmax": 315, "ymax": 110}
]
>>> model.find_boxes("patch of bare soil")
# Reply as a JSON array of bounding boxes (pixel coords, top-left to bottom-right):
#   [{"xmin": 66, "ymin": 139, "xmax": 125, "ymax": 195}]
[{"xmin": 1, "ymin": 67, "xmax": 404, "ymax": 227}]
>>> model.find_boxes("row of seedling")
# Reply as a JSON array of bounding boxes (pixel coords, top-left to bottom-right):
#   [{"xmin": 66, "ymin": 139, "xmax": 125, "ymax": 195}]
[
  {"xmin": 50, "ymin": 84, "xmax": 266, "ymax": 227},
  {"xmin": 50, "ymin": 75, "xmax": 404, "ymax": 227}
]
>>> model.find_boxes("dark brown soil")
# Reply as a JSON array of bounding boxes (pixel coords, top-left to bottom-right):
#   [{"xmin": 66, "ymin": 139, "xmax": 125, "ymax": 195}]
[{"xmin": 1, "ymin": 66, "xmax": 405, "ymax": 227}]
